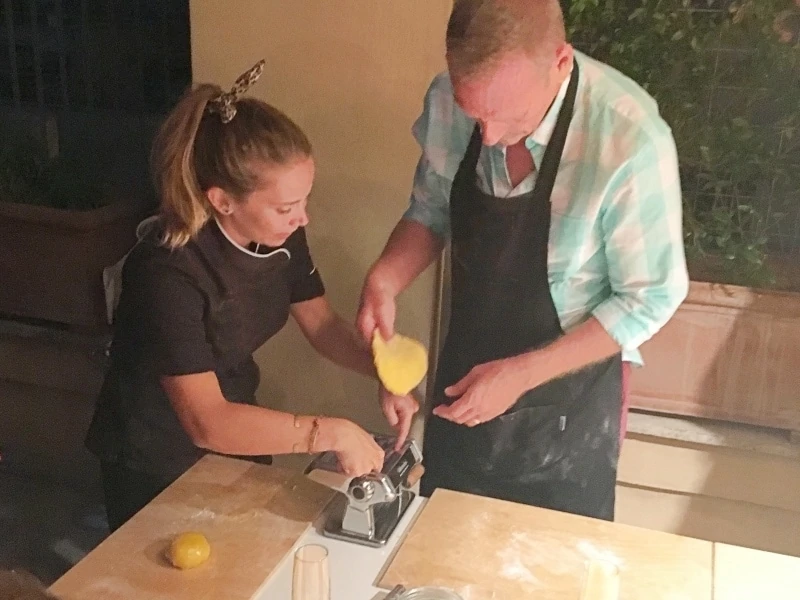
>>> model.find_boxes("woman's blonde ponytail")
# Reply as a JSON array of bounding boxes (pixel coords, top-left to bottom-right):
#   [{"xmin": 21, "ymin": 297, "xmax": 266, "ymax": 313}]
[
  {"xmin": 150, "ymin": 84, "xmax": 221, "ymax": 249},
  {"xmin": 150, "ymin": 68, "xmax": 311, "ymax": 248}
]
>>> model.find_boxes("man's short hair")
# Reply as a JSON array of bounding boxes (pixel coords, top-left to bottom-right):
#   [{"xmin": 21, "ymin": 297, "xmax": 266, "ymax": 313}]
[{"xmin": 446, "ymin": 0, "xmax": 566, "ymax": 81}]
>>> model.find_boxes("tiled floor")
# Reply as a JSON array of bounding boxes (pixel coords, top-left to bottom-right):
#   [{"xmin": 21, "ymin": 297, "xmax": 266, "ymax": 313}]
[{"xmin": 0, "ymin": 469, "xmax": 108, "ymax": 585}]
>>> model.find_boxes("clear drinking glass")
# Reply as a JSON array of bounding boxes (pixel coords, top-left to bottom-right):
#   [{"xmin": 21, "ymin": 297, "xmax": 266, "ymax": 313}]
[
  {"xmin": 292, "ymin": 544, "xmax": 331, "ymax": 600},
  {"xmin": 579, "ymin": 558, "xmax": 620, "ymax": 600}
]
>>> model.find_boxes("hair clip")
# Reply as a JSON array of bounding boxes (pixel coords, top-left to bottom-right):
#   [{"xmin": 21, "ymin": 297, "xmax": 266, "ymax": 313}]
[{"xmin": 206, "ymin": 59, "xmax": 266, "ymax": 124}]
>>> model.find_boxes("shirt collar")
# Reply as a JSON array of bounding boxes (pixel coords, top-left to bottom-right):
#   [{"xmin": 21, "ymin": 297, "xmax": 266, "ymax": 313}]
[
  {"xmin": 526, "ymin": 62, "xmax": 574, "ymax": 149},
  {"xmin": 213, "ymin": 218, "xmax": 289, "ymax": 259}
]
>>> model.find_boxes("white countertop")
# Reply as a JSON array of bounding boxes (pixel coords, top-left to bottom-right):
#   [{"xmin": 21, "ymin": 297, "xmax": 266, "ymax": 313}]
[{"xmin": 255, "ymin": 496, "xmax": 426, "ymax": 600}]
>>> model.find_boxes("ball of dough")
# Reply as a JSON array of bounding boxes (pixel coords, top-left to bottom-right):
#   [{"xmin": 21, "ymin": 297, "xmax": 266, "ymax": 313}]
[{"xmin": 169, "ymin": 532, "xmax": 211, "ymax": 569}]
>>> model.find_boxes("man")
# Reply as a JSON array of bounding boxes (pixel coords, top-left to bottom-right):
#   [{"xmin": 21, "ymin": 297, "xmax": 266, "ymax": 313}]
[{"xmin": 359, "ymin": 0, "xmax": 688, "ymax": 520}]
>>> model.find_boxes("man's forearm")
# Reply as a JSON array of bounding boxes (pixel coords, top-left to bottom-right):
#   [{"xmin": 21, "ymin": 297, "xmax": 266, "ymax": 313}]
[
  {"xmin": 515, "ymin": 317, "xmax": 622, "ymax": 390},
  {"xmin": 368, "ymin": 219, "xmax": 444, "ymax": 296}
]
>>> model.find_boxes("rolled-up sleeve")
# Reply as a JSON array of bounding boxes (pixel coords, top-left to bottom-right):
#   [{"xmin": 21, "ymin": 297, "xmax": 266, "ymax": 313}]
[
  {"xmin": 404, "ymin": 153, "xmax": 453, "ymax": 239},
  {"xmin": 591, "ymin": 126, "xmax": 689, "ymax": 353},
  {"xmin": 402, "ymin": 73, "xmax": 473, "ymax": 241}
]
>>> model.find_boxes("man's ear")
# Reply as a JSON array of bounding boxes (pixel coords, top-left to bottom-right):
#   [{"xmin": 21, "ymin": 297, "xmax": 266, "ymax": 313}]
[{"xmin": 554, "ymin": 42, "xmax": 574, "ymax": 76}]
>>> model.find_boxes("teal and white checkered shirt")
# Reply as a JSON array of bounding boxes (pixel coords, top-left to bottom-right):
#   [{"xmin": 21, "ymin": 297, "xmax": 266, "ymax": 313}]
[{"xmin": 403, "ymin": 51, "xmax": 689, "ymax": 365}]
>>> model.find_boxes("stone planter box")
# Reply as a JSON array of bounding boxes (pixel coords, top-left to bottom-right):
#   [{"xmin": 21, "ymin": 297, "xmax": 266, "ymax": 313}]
[
  {"xmin": 630, "ymin": 281, "xmax": 800, "ymax": 433},
  {"xmin": 0, "ymin": 200, "xmax": 147, "ymax": 332}
]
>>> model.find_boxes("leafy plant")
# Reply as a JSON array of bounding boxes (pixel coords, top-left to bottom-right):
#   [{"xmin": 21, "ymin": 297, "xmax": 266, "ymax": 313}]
[{"xmin": 567, "ymin": 0, "xmax": 800, "ymax": 290}]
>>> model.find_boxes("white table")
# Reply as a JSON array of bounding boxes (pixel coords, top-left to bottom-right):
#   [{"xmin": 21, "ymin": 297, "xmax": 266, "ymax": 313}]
[{"xmin": 256, "ymin": 497, "xmax": 426, "ymax": 600}]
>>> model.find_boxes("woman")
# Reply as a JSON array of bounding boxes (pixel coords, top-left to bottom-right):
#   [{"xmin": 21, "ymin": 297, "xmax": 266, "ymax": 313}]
[{"xmin": 85, "ymin": 60, "xmax": 418, "ymax": 532}]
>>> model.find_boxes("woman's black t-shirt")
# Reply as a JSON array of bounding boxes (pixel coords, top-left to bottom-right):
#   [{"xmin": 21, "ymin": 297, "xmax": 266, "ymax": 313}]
[{"xmin": 85, "ymin": 219, "xmax": 324, "ymax": 481}]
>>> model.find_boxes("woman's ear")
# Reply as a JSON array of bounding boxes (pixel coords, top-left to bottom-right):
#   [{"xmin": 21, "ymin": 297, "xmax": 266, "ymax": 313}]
[{"xmin": 206, "ymin": 187, "xmax": 235, "ymax": 216}]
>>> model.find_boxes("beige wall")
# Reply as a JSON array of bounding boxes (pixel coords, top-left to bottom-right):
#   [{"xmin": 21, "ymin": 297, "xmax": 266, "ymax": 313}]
[{"xmin": 190, "ymin": 2, "xmax": 451, "ymax": 433}]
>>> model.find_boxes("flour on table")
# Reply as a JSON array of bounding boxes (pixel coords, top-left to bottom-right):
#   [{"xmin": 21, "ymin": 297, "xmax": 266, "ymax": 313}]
[
  {"xmin": 498, "ymin": 548, "xmax": 540, "ymax": 585},
  {"xmin": 496, "ymin": 530, "xmax": 625, "ymax": 582},
  {"xmin": 86, "ymin": 577, "xmax": 170, "ymax": 600},
  {"xmin": 576, "ymin": 539, "xmax": 624, "ymax": 568}
]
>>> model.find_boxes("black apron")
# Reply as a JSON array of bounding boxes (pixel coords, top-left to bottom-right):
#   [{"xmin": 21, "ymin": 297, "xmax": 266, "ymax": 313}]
[{"xmin": 420, "ymin": 63, "xmax": 623, "ymax": 520}]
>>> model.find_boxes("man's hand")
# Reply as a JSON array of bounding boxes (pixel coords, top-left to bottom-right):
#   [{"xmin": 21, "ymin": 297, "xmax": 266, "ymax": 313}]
[
  {"xmin": 380, "ymin": 385, "xmax": 419, "ymax": 450},
  {"xmin": 432, "ymin": 357, "xmax": 530, "ymax": 426},
  {"xmin": 357, "ymin": 220, "xmax": 444, "ymax": 343},
  {"xmin": 356, "ymin": 271, "xmax": 396, "ymax": 343}
]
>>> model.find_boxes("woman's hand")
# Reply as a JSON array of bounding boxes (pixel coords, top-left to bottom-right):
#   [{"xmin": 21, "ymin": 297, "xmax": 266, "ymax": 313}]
[
  {"xmin": 321, "ymin": 418, "xmax": 385, "ymax": 477},
  {"xmin": 380, "ymin": 386, "xmax": 419, "ymax": 450}
]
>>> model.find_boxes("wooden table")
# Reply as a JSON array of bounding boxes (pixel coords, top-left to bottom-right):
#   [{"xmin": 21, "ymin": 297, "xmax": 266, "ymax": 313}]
[
  {"xmin": 381, "ymin": 489, "xmax": 714, "ymax": 600},
  {"xmin": 49, "ymin": 455, "xmax": 332, "ymax": 600},
  {"xmin": 49, "ymin": 457, "xmax": 800, "ymax": 600}
]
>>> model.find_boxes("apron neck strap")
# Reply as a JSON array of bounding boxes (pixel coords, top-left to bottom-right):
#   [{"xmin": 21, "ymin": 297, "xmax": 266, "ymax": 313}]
[{"xmin": 536, "ymin": 60, "xmax": 580, "ymax": 206}]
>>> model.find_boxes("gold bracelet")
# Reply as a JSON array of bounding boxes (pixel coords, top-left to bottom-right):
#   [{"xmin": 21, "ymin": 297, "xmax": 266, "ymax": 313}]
[
  {"xmin": 291, "ymin": 415, "xmax": 321, "ymax": 454},
  {"xmin": 308, "ymin": 417, "xmax": 321, "ymax": 454}
]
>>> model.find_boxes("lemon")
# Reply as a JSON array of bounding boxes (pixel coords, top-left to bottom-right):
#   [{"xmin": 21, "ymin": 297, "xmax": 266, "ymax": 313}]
[
  {"xmin": 372, "ymin": 331, "xmax": 428, "ymax": 395},
  {"xmin": 168, "ymin": 532, "xmax": 211, "ymax": 570}
]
